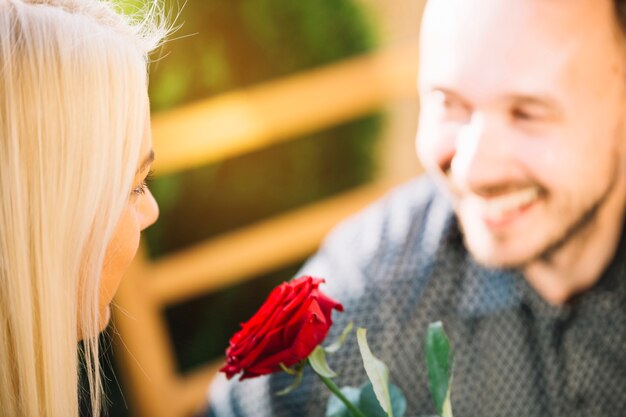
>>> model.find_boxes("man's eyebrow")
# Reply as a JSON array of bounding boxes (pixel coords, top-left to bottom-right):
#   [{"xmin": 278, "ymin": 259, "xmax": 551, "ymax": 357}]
[
  {"xmin": 429, "ymin": 86, "xmax": 465, "ymax": 98},
  {"xmin": 507, "ymin": 94, "xmax": 558, "ymax": 107},
  {"xmin": 137, "ymin": 149, "xmax": 155, "ymax": 175},
  {"xmin": 427, "ymin": 86, "xmax": 473, "ymax": 104}
]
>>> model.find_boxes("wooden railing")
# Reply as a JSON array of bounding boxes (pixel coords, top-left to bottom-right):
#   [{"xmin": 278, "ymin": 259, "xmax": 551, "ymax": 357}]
[{"xmin": 112, "ymin": 39, "xmax": 419, "ymax": 417}]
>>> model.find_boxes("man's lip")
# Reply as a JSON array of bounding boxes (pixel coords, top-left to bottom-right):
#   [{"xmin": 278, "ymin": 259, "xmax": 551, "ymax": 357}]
[
  {"xmin": 456, "ymin": 185, "xmax": 542, "ymax": 228},
  {"xmin": 481, "ymin": 196, "xmax": 539, "ymax": 228}
]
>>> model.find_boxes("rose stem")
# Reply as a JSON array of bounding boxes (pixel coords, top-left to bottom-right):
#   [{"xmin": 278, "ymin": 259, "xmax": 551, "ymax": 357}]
[{"xmin": 317, "ymin": 374, "xmax": 368, "ymax": 417}]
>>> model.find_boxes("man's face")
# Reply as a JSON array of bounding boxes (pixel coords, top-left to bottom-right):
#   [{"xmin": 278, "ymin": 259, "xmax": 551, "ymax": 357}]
[{"xmin": 416, "ymin": 0, "xmax": 626, "ymax": 267}]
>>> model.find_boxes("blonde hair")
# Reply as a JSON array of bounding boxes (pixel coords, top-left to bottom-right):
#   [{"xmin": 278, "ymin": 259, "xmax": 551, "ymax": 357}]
[{"xmin": 0, "ymin": 0, "xmax": 167, "ymax": 415}]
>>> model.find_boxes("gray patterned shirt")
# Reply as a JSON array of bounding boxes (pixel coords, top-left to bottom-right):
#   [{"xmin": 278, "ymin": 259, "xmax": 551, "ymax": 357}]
[{"xmin": 206, "ymin": 176, "xmax": 626, "ymax": 417}]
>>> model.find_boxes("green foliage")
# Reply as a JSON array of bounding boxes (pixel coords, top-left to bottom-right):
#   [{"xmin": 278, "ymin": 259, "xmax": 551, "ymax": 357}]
[
  {"xmin": 325, "ymin": 383, "xmax": 407, "ymax": 417},
  {"xmin": 359, "ymin": 383, "xmax": 407, "ymax": 417},
  {"xmin": 145, "ymin": 113, "xmax": 383, "ymax": 258},
  {"xmin": 425, "ymin": 322, "xmax": 454, "ymax": 417},
  {"xmin": 319, "ymin": 322, "xmax": 454, "ymax": 417},
  {"xmin": 357, "ymin": 328, "xmax": 393, "ymax": 416},
  {"xmin": 276, "ymin": 362, "xmax": 306, "ymax": 396},
  {"xmin": 143, "ymin": 0, "xmax": 383, "ymax": 258},
  {"xmin": 326, "ymin": 386, "xmax": 361, "ymax": 417},
  {"xmin": 325, "ymin": 321, "xmax": 354, "ymax": 354},
  {"xmin": 309, "ymin": 346, "xmax": 338, "ymax": 378},
  {"xmin": 149, "ymin": 0, "xmax": 377, "ymax": 111}
]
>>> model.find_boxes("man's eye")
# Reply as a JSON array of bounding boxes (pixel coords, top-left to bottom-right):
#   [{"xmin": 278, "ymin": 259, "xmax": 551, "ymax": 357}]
[
  {"xmin": 511, "ymin": 107, "xmax": 547, "ymax": 122},
  {"xmin": 441, "ymin": 98, "xmax": 470, "ymax": 121},
  {"xmin": 512, "ymin": 108, "xmax": 532, "ymax": 121},
  {"xmin": 430, "ymin": 91, "xmax": 471, "ymax": 122}
]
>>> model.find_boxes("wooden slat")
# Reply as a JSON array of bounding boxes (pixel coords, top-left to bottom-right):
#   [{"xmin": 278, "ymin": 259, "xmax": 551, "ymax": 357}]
[
  {"xmin": 112, "ymin": 253, "xmax": 180, "ymax": 417},
  {"xmin": 147, "ymin": 177, "xmax": 410, "ymax": 306},
  {"xmin": 151, "ymin": 40, "xmax": 419, "ymax": 175},
  {"xmin": 114, "ymin": 40, "xmax": 421, "ymax": 417},
  {"xmin": 172, "ymin": 360, "xmax": 223, "ymax": 417}
]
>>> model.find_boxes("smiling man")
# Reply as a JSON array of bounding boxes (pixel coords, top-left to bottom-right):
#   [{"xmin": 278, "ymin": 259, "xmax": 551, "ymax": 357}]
[
  {"xmin": 417, "ymin": 0, "xmax": 626, "ymax": 304},
  {"xmin": 206, "ymin": 0, "xmax": 626, "ymax": 416}
]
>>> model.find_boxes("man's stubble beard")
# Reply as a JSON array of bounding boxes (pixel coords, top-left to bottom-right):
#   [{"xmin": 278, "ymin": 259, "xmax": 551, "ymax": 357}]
[{"xmin": 457, "ymin": 152, "xmax": 621, "ymax": 269}]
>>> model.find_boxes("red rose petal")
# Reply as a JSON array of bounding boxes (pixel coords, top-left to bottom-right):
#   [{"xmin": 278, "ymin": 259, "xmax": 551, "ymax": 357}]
[
  {"xmin": 290, "ymin": 300, "xmax": 329, "ymax": 359},
  {"xmin": 219, "ymin": 275, "xmax": 343, "ymax": 380}
]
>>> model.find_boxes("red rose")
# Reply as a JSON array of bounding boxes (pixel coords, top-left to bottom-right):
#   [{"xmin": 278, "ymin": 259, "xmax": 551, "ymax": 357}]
[{"xmin": 220, "ymin": 275, "xmax": 344, "ymax": 380}]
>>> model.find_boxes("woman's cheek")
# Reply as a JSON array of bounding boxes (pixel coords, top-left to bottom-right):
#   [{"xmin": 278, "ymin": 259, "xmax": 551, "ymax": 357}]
[{"xmin": 99, "ymin": 205, "xmax": 141, "ymax": 309}]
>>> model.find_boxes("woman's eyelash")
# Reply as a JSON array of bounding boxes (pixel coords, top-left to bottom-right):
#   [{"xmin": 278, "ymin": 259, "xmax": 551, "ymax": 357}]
[
  {"xmin": 145, "ymin": 169, "xmax": 155, "ymax": 183},
  {"xmin": 132, "ymin": 169, "xmax": 155, "ymax": 197}
]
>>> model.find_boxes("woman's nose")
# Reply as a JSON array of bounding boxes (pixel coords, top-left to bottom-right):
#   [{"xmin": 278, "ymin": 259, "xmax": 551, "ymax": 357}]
[{"xmin": 139, "ymin": 188, "xmax": 159, "ymax": 231}]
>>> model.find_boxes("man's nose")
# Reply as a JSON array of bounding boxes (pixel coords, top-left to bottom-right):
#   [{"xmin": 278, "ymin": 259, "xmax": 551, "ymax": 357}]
[{"xmin": 450, "ymin": 113, "xmax": 513, "ymax": 193}]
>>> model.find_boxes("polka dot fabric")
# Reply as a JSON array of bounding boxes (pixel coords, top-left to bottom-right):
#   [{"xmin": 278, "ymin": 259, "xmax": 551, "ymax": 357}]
[{"xmin": 206, "ymin": 176, "xmax": 626, "ymax": 417}]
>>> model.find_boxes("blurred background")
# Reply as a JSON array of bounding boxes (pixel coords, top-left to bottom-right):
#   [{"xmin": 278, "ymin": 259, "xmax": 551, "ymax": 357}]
[{"xmin": 102, "ymin": 0, "xmax": 426, "ymax": 415}]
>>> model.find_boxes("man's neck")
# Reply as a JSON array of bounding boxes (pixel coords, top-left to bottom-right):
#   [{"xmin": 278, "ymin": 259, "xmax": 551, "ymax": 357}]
[{"xmin": 523, "ymin": 179, "xmax": 626, "ymax": 306}]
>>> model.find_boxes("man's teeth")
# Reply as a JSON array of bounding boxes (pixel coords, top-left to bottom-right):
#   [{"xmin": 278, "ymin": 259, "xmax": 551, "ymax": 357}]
[{"xmin": 477, "ymin": 188, "xmax": 539, "ymax": 219}]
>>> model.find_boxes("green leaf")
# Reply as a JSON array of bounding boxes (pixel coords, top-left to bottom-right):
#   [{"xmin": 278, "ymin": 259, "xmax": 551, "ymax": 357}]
[
  {"xmin": 324, "ymin": 383, "xmax": 407, "ymax": 417},
  {"xmin": 425, "ymin": 321, "xmax": 454, "ymax": 416},
  {"xmin": 359, "ymin": 383, "xmax": 407, "ymax": 417},
  {"xmin": 309, "ymin": 346, "xmax": 338, "ymax": 378},
  {"xmin": 325, "ymin": 321, "xmax": 354, "ymax": 354},
  {"xmin": 325, "ymin": 386, "xmax": 361, "ymax": 417},
  {"xmin": 356, "ymin": 328, "xmax": 393, "ymax": 417},
  {"xmin": 276, "ymin": 367, "xmax": 304, "ymax": 396},
  {"xmin": 279, "ymin": 362, "xmax": 300, "ymax": 376},
  {"xmin": 441, "ymin": 378, "xmax": 453, "ymax": 417}
]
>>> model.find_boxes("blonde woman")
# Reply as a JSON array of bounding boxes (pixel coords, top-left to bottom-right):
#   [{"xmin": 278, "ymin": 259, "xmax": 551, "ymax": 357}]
[{"xmin": 0, "ymin": 0, "xmax": 169, "ymax": 415}]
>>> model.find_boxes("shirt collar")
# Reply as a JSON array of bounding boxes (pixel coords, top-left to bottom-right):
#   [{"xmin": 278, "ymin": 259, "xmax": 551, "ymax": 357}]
[{"xmin": 456, "ymin": 214, "xmax": 626, "ymax": 320}]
